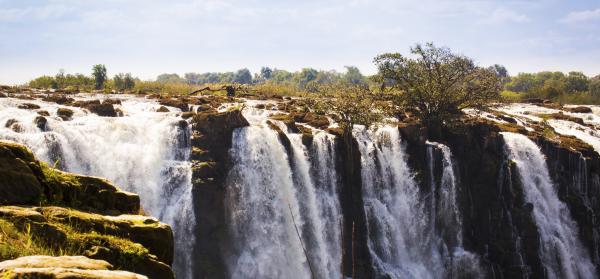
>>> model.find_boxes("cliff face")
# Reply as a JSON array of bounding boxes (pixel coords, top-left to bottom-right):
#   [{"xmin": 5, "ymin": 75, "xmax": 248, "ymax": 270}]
[
  {"xmin": 0, "ymin": 141, "xmax": 175, "ymax": 278},
  {"xmin": 186, "ymin": 105, "xmax": 600, "ymax": 279}
]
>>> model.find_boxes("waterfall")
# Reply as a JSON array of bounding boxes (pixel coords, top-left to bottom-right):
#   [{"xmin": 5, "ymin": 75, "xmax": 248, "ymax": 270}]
[
  {"xmin": 225, "ymin": 123, "xmax": 311, "ymax": 279},
  {"xmin": 224, "ymin": 107, "xmax": 342, "ymax": 279},
  {"xmin": 427, "ymin": 142, "xmax": 483, "ymax": 278},
  {"xmin": 501, "ymin": 132, "xmax": 597, "ymax": 279},
  {"xmin": 0, "ymin": 96, "xmax": 195, "ymax": 278},
  {"xmin": 354, "ymin": 125, "xmax": 444, "ymax": 278}
]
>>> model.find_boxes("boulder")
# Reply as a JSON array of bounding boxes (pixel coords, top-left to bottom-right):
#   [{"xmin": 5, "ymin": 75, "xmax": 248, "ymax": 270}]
[
  {"xmin": 158, "ymin": 99, "xmax": 188, "ymax": 111},
  {"xmin": 157, "ymin": 106, "xmax": 170, "ymax": 113},
  {"xmin": 17, "ymin": 103, "xmax": 40, "ymax": 110},
  {"xmin": 0, "ymin": 92, "xmax": 6, "ymax": 98},
  {"xmin": 102, "ymin": 99, "xmax": 122, "ymax": 105},
  {"xmin": 42, "ymin": 95, "xmax": 75, "ymax": 105},
  {"xmin": 57, "ymin": 108, "xmax": 74, "ymax": 120},
  {"xmin": 566, "ymin": 106, "xmax": 593, "ymax": 114},
  {"xmin": 73, "ymin": 100, "xmax": 101, "ymax": 107},
  {"xmin": 86, "ymin": 103, "xmax": 118, "ymax": 117},
  {"xmin": 34, "ymin": 116, "xmax": 47, "ymax": 131},
  {"xmin": 37, "ymin": 110, "xmax": 50, "ymax": 116},
  {"xmin": 0, "ymin": 141, "xmax": 43, "ymax": 205}
]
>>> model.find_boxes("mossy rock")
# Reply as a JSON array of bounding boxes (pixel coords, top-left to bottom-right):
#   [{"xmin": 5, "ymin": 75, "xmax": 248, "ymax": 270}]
[{"xmin": 0, "ymin": 141, "xmax": 43, "ymax": 205}]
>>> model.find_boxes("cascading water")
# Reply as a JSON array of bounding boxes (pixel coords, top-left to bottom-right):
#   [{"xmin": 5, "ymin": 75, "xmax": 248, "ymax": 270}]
[
  {"xmin": 354, "ymin": 125, "xmax": 444, "ymax": 278},
  {"xmin": 0, "ymin": 96, "xmax": 195, "ymax": 278},
  {"xmin": 501, "ymin": 132, "xmax": 597, "ymax": 279},
  {"xmin": 427, "ymin": 141, "xmax": 482, "ymax": 278},
  {"xmin": 224, "ymin": 105, "xmax": 342, "ymax": 279}
]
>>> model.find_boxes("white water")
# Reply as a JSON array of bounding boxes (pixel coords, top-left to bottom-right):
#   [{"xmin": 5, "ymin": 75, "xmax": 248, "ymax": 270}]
[
  {"xmin": 225, "ymin": 122, "xmax": 310, "ymax": 279},
  {"xmin": 224, "ymin": 107, "xmax": 342, "ymax": 279},
  {"xmin": 354, "ymin": 125, "xmax": 443, "ymax": 278},
  {"xmin": 501, "ymin": 132, "xmax": 596, "ymax": 279},
  {"xmin": 0, "ymin": 96, "xmax": 195, "ymax": 278},
  {"xmin": 427, "ymin": 142, "xmax": 483, "ymax": 278}
]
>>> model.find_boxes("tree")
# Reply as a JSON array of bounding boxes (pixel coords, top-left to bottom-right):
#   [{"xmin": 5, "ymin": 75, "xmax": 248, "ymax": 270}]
[
  {"xmin": 489, "ymin": 64, "xmax": 509, "ymax": 84},
  {"xmin": 157, "ymin": 73, "xmax": 184, "ymax": 83},
  {"xmin": 184, "ymin": 73, "xmax": 201, "ymax": 85},
  {"xmin": 590, "ymin": 75, "xmax": 600, "ymax": 97},
  {"xmin": 374, "ymin": 43, "xmax": 501, "ymax": 126},
  {"xmin": 565, "ymin": 71, "xmax": 589, "ymax": 93},
  {"xmin": 260, "ymin": 67, "xmax": 273, "ymax": 80},
  {"xmin": 295, "ymin": 68, "xmax": 318, "ymax": 89},
  {"xmin": 233, "ymin": 68, "xmax": 253, "ymax": 84},
  {"xmin": 29, "ymin": 76, "xmax": 57, "ymax": 89},
  {"xmin": 92, "ymin": 64, "xmax": 107, "ymax": 90},
  {"xmin": 343, "ymin": 66, "xmax": 365, "ymax": 85},
  {"xmin": 114, "ymin": 73, "xmax": 135, "ymax": 91}
]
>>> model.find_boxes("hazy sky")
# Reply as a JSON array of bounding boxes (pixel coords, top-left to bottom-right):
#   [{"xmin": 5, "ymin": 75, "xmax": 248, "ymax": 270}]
[{"xmin": 1, "ymin": 0, "xmax": 599, "ymax": 84}]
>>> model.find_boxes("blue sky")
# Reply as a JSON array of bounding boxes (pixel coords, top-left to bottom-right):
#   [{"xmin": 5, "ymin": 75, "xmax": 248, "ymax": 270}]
[{"xmin": 0, "ymin": 0, "xmax": 599, "ymax": 84}]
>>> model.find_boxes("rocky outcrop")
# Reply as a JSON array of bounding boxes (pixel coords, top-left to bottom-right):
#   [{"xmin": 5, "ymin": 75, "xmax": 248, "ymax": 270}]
[
  {"xmin": 159, "ymin": 99, "xmax": 189, "ymax": 112},
  {"xmin": 0, "ymin": 256, "xmax": 147, "ymax": 279},
  {"xmin": 86, "ymin": 103, "xmax": 118, "ymax": 117},
  {"xmin": 0, "ymin": 141, "xmax": 175, "ymax": 278},
  {"xmin": 188, "ymin": 109, "xmax": 249, "ymax": 278},
  {"xmin": 57, "ymin": 108, "xmax": 74, "ymax": 121}
]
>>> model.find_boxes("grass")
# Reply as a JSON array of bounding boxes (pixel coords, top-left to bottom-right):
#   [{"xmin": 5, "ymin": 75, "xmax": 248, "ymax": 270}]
[{"xmin": 0, "ymin": 219, "xmax": 61, "ymax": 261}]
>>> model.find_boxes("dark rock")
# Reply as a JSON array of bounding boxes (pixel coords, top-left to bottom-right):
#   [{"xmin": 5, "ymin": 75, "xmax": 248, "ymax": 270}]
[
  {"xmin": 57, "ymin": 108, "xmax": 74, "ymax": 121},
  {"xmin": 498, "ymin": 115, "xmax": 517, "ymax": 124},
  {"xmin": 524, "ymin": 98, "xmax": 544, "ymax": 104},
  {"xmin": 4, "ymin": 119, "xmax": 18, "ymax": 128},
  {"xmin": 86, "ymin": 103, "xmax": 117, "ymax": 117},
  {"xmin": 0, "ymin": 92, "xmax": 6, "ymax": 98},
  {"xmin": 0, "ymin": 141, "xmax": 43, "ymax": 205},
  {"xmin": 34, "ymin": 116, "xmax": 47, "ymax": 131},
  {"xmin": 42, "ymin": 95, "xmax": 74, "ymax": 105},
  {"xmin": 157, "ymin": 106, "xmax": 170, "ymax": 112},
  {"xmin": 18, "ymin": 103, "xmax": 40, "ymax": 110},
  {"xmin": 181, "ymin": 111, "xmax": 195, "ymax": 119},
  {"xmin": 37, "ymin": 110, "xmax": 50, "ymax": 116},
  {"xmin": 73, "ymin": 100, "xmax": 101, "ymax": 107},
  {"xmin": 102, "ymin": 98, "xmax": 122, "ymax": 105},
  {"xmin": 159, "ymin": 99, "xmax": 189, "ymax": 111},
  {"xmin": 566, "ymin": 106, "xmax": 593, "ymax": 114}
]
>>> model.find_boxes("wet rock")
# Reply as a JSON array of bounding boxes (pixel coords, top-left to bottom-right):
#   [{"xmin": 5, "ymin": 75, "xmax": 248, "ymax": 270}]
[
  {"xmin": 37, "ymin": 110, "xmax": 50, "ymax": 116},
  {"xmin": 17, "ymin": 103, "xmax": 40, "ymax": 110},
  {"xmin": 181, "ymin": 111, "xmax": 195, "ymax": 119},
  {"xmin": 34, "ymin": 116, "xmax": 48, "ymax": 131},
  {"xmin": 158, "ymin": 99, "xmax": 189, "ymax": 111},
  {"xmin": 566, "ymin": 106, "xmax": 593, "ymax": 114},
  {"xmin": 0, "ymin": 92, "xmax": 6, "ymax": 98},
  {"xmin": 4, "ymin": 119, "xmax": 18, "ymax": 128},
  {"xmin": 57, "ymin": 107, "xmax": 74, "ymax": 120},
  {"xmin": 73, "ymin": 100, "xmax": 101, "ymax": 107},
  {"xmin": 196, "ymin": 104, "xmax": 214, "ymax": 112},
  {"xmin": 87, "ymin": 103, "xmax": 118, "ymax": 117},
  {"xmin": 523, "ymin": 98, "xmax": 544, "ymax": 104},
  {"xmin": 102, "ymin": 98, "xmax": 122, "ymax": 105},
  {"xmin": 498, "ymin": 115, "xmax": 517, "ymax": 124},
  {"xmin": 43, "ymin": 95, "xmax": 75, "ymax": 105},
  {"xmin": 157, "ymin": 106, "xmax": 170, "ymax": 112},
  {"xmin": 542, "ymin": 112, "xmax": 585, "ymax": 125}
]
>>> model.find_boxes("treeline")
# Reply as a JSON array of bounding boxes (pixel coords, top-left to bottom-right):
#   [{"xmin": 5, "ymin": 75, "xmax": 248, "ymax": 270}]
[
  {"xmin": 502, "ymin": 71, "xmax": 600, "ymax": 104},
  {"xmin": 29, "ymin": 64, "xmax": 137, "ymax": 92},
  {"xmin": 156, "ymin": 66, "xmax": 367, "ymax": 90}
]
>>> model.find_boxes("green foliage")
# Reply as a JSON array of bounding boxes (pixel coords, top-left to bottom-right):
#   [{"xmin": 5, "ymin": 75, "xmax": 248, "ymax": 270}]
[
  {"xmin": 0, "ymin": 219, "xmax": 58, "ymax": 261},
  {"xmin": 343, "ymin": 66, "xmax": 366, "ymax": 85},
  {"xmin": 308, "ymin": 82, "xmax": 390, "ymax": 131},
  {"xmin": 156, "ymin": 73, "xmax": 184, "ymax": 84},
  {"xmin": 113, "ymin": 73, "xmax": 135, "ymax": 91},
  {"xmin": 29, "ymin": 76, "xmax": 57, "ymax": 89},
  {"xmin": 92, "ymin": 64, "xmax": 107, "ymax": 90},
  {"xmin": 374, "ymin": 42, "xmax": 501, "ymax": 124},
  {"xmin": 233, "ymin": 68, "xmax": 252, "ymax": 84}
]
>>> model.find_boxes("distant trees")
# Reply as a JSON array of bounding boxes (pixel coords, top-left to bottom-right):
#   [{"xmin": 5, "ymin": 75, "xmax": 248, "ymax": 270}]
[
  {"xmin": 233, "ymin": 68, "xmax": 253, "ymax": 84},
  {"xmin": 374, "ymin": 43, "xmax": 502, "ymax": 125},
  {"xmin": 157, "ymin": 73, "xmax": 184, "ymax": 84},
  {"xmin": 92, "ymin": 64, "xmax": 107, "ymax": 90},
  {"xmin": 113, "ymin": 73, "xmax": 135, "ymax": 91},
  {"xmin": 260, "ymin": 67, "xmax": 273, "ymax": 80},
  {"xmin": 506, "ymin": 71, "xmax": 595, "ymax": 99},
  {"xmin": 343, "ymin": 66, "xmax": 365, "ymax": 85},
  {"xmin": 590, "ymin": 76, "xmax": 600, "ymax": 97}
]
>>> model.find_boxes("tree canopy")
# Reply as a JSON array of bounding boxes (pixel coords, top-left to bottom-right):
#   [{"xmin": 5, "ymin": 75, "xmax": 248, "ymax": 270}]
[
  {"xmin": 374, "ymin": 43, "xmax": 502, "ymax": 124},
  {"xmin": 92, "ymin": 64, "xmax": 107, "ymax": 90}
]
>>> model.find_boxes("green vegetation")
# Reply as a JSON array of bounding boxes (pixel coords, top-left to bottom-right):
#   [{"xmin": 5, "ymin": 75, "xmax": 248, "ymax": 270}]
[
  {"xmin": 374, "ymin": 43, "xmax": 502, "ymax": 126},
  {"xmin": 92, "ymin": 64, "xmax": 107, "ymax": 90},
  {"xmin": 504, "ymin": 71, "xmax": 600, "ymax": 104}
]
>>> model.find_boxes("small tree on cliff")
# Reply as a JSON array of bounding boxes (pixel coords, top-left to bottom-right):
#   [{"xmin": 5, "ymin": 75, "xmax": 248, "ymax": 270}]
[
  {"xmin": 92, "ymin": 64, "xmax": 108, "ymax": 90},
  {"xmin": 374, "ymin": 43, "xmax": 501, "ymax": 127}
]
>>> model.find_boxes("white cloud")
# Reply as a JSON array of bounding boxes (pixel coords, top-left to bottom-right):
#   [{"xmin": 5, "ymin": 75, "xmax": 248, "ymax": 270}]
[
  {"xmin": 486, "ymin": 8, "xmax": 531, "ymax": 24},
  {"xmin": 561, "ymin": 9, "xmax": 600, "ymax": 23}
]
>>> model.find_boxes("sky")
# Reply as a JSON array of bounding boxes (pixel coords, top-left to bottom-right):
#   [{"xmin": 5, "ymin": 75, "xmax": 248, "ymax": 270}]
[{"xmin": 0, "ymin": 0, "xmax": 599, "ymax": 85}]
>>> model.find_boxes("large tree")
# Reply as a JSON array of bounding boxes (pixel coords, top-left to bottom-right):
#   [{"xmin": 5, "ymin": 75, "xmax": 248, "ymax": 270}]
[
  {"xmin": 92, "ymin": 64, "xmax": 107, "ymax": 90},
  {"xmin": 374, "ymin": 43, "xmax": 501, "ymax": 125}
]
